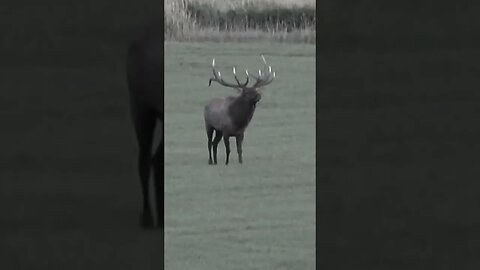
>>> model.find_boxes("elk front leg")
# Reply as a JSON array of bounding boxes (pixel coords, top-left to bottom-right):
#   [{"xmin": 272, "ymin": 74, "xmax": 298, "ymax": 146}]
[
  {"xmin": 235, "ymin": 133, "xmax": 244, "ymax": 164},
  {"xmin": 223, "ymin": 134, "xmax": 231, "ymax": 165}
]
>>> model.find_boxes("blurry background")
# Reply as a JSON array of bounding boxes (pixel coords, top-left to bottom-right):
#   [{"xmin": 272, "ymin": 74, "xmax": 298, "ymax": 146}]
[
  {"xmin": 165, "ymin": 0, "xmax": 315, "ymax": 42},
  {"xmin": 318, "ymin": 1, "xmax": 480, "ymax": 268},
  {"xmin": 0, "ymin": 0, "xmax": 162, "ymax": 269}
]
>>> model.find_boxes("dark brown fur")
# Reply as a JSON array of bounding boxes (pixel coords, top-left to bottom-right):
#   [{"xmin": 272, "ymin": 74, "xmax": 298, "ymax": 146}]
[
  {"xmin": 126, "ymin": 23, "xmax": 163, "ymax": 228},
  {"xmin": 204, "ymin": 56, "xmax": 275, "ymax": 165}
]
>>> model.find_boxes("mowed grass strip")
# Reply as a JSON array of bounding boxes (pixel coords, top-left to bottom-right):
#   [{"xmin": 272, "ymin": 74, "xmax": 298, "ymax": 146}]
[{"xmin": 164, "ymin": 41, "xmax": 315, "ymax": 270}]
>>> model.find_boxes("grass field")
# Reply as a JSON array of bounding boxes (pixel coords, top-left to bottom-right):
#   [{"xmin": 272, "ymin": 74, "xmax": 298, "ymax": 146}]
[{"xmin": 164, "ymin": 42, "xmax": 316, "ymax": 269}]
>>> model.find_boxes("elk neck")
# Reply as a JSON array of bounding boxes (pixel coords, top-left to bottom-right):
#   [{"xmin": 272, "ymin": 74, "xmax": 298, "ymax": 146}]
[{"xmin": 227, "ymin": 95, "xmax": 257, "ymax": 131}]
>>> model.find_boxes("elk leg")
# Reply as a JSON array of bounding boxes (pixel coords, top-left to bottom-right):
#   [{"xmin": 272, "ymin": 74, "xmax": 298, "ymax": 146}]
[
  {"xmin": 152, "ymin": 121, "xmax": 164, "ymax": 229},
  {"xmin": 206, "ymin": 125, "xmax": 214, "ymax": 164},
  {"xmin": 223, "ymin": 134, "xmax": 231, "ymax": 165},
  {"xmin": 212, "ymin": 130, "xmax": 223, "ymax": 165},
  {"xmin": 236, "ymin": 134, "xmax": 244, "ymax": 164},
  {"xmin": 132, "ymin": 109, "xmax": 156, "ymax": 228}
]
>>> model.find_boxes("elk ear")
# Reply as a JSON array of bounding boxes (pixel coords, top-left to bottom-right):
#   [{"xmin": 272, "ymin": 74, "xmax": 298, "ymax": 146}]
[{"xmin": 255, "ymin": 87, "xmax": 265, "ymax": 94}]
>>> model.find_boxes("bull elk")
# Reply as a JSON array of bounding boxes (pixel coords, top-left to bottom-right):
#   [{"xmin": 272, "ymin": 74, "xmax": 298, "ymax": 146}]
[
  {"xmin": 126, "ymin": 26, "xmax": 163, "ymax": 228},
  {"xmin": 204, "ymin": 55, "xmax": 275, "ymax": 165}
]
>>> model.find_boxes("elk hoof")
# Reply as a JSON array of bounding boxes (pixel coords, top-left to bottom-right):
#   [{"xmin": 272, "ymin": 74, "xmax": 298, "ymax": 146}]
[
  {"xmin": 140, "ymin": 212, "xmax": 154, "ymax": 228},
  {"xmin": 208, "ymin": 160, "xmax": 213, "ymax": 165}
]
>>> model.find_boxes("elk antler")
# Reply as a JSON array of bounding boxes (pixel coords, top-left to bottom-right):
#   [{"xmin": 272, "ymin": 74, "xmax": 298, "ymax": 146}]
[
  {"xmin": 251, "ymin": 55, "xmax": 275, "ymax": 88},
  {"xmin": 208, "ymin": 58, "xmax": 249, "ymax": 89}
]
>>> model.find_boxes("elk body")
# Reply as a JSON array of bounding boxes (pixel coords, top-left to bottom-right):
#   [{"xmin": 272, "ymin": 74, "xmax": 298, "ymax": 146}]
[
  {"xmin": 126, "ymin": 25, "xmax": 163, "ymax": 228},
  {"xmin": 204, "ymin": 56, "xmax": 275, "ymax": 165}
]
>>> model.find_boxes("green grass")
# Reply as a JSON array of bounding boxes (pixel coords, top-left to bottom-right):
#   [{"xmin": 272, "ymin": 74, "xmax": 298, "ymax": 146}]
[{"xmin": 164, "ymin": 42, "xmax": 316, "ymax": 270}]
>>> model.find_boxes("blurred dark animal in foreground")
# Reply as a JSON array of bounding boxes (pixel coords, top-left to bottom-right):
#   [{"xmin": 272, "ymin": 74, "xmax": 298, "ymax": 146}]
[{"xmin": 126, "ymin": 24, "xmax": 163, "ymax": 229}]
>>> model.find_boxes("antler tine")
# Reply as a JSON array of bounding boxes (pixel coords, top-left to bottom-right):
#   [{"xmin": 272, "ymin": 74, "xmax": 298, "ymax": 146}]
[
  {"xmin": 232, "ymin": 65, "xmax": 249, "ymax": 87},
  {"xmin": 243, "ymin": 70, "xmax": 250, "ymax": 87},
  {"xmin": 261, "ymin": 54, "xmax": 269, "ymax": 75},
  {"xmin": 209, "ymin": 58, "xmax": 242, "ymax": 88},
  {"xmin": 232, "ymin": 66, "xmax": 240, "ymax": 85},
  {"xmin": 252, "ymin": 55, "xmax": 275, "ymax": 88}
]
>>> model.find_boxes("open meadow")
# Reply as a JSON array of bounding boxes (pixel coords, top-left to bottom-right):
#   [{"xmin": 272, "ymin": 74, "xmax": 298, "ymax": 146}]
[{"xmin": 164, "ymin": 41, "xmax": 316, "ymax": 269}]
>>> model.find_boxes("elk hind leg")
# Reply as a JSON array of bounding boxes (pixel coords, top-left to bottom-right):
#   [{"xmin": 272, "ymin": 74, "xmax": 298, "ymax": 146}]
[
  {"xmin": 212, "ymin": 129, "xmax": 223, "ymax": 165},
  {"xmin": 206, "ymin": 125, "xmax": 214, "ymax": 164}
]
